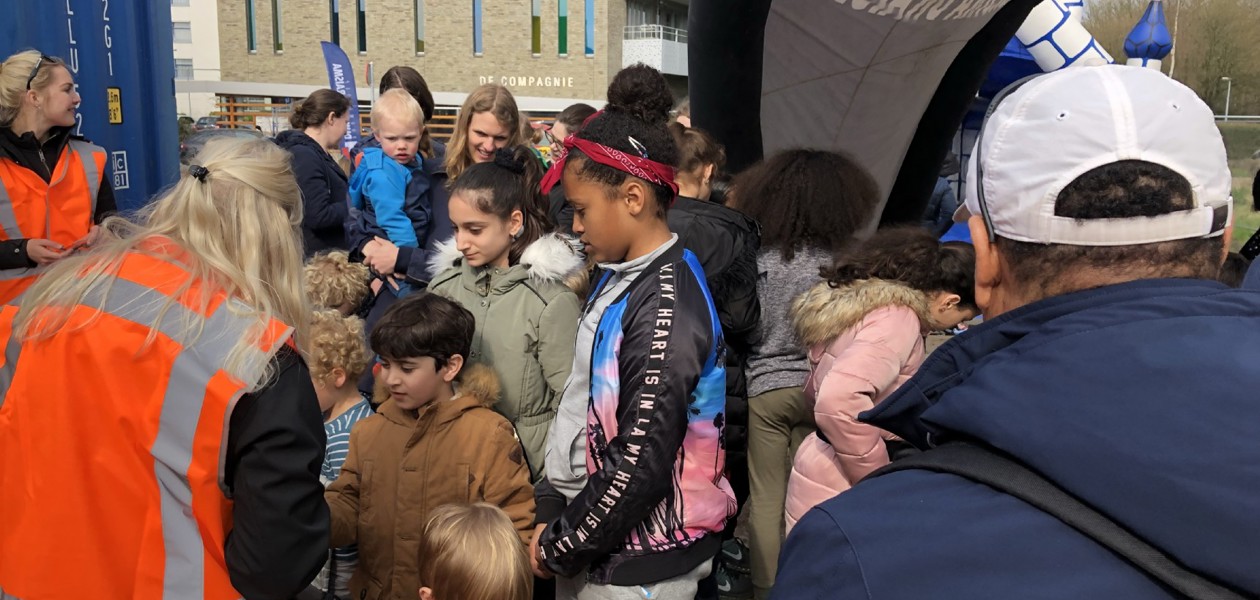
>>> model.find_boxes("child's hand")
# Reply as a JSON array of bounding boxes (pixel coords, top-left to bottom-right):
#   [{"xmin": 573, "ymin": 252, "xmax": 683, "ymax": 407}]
[
  {"xmin": 363, "ymin": 236, "xmax": 400, "ymax": 275},
  {"xmin": 529, "ymin": 523, "xmax": 553, "ymax": 579}
]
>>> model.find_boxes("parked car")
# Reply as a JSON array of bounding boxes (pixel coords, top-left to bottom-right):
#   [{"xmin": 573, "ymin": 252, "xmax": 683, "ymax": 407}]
[
  {"xmin": 180, "ymin": 128, "xmax": 264, "ymax": 164},
  {"xmin": 194, "ymin": 116, "xmax": 220, "ymax": 131}
]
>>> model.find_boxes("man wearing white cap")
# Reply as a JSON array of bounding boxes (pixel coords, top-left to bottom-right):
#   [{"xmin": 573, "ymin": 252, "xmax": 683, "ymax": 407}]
[{"xmin": 771, "ymin": 64, "xmax": 1257, "ymax": 599}]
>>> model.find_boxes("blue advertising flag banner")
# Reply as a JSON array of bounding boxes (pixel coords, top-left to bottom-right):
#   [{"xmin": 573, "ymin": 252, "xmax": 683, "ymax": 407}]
[{"xmin": 321, "ymin": 41, "xmax": 362, "ymax": 149}]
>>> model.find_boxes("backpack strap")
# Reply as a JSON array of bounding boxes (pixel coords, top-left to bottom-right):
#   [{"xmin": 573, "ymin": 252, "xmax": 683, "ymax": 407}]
[{"xmin": 873, "ymin": 442, "xmax": 1248, "ymax": 600}]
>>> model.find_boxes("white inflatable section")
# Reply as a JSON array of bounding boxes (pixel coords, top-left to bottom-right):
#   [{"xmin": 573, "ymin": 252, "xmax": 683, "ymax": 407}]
[{"xmin": 1016, "ymin": 0, "xmax": 1112, "ymax": 71}]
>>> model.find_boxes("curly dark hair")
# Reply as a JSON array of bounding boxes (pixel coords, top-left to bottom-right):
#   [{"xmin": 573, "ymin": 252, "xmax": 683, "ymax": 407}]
[
  {"xmin": 997, "ymin": 160, "xmax": 1224, "ymax": 298},
  {"xmin": 731, "ymin": 149, "xmax": 881, "ymax": 261},
  {"xmin": 565, "ymin": 64, "xmax": 678, "ymax": 218},
  {"xmin": 823, "ymin": 227, "xmax": 977, "ymax": 309}
]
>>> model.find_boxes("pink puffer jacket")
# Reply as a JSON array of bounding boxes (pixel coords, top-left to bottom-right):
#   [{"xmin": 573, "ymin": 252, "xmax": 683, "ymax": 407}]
[{"xmin": 783, "ymin": 279, "xmax": 930, "ymax": 531}]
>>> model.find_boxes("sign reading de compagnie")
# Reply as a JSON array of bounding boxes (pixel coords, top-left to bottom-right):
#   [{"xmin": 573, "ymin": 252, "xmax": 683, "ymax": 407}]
[{"xmin": 479, "ymin": 75, "xmax": 577, "ymax": 88}]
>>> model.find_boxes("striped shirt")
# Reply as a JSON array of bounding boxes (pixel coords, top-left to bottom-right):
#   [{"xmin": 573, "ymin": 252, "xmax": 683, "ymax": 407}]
[{"xmin": 322, "ymin": 396, "xmax": 373, "ymax": 572}]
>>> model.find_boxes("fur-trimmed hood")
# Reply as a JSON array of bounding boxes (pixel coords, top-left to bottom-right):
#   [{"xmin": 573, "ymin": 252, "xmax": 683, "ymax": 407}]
[
  {"xmin": 790, "ymin": 279, "xmax": 933, "ymax": 348},
  {"xmin": 427, "ymin": 233, "xmax": 587, "ymax": 293},
  {"xmin": 376, "ymin": 363, "xmax": 502, "ymax": 426}
]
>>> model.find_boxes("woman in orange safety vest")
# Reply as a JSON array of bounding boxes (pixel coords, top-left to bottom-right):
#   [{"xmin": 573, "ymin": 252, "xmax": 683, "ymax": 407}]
[
  {"xmin": 0, "ymin": 136, "xmax": 329, "ymax": 600},
  {"xmin": 0, "ymin": 50, "xmax": 114, "ymax": 305}
]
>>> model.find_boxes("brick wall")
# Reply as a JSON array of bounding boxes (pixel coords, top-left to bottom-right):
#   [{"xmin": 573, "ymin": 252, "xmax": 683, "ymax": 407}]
[{"xmin": 218, "ymin": 0, "xmax": 627, "ymax": 102}]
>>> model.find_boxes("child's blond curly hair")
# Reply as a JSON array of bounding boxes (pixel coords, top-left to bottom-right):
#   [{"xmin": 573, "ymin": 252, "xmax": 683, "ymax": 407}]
[
  {"xmin": 304, "ymin": 251, "xmax": 371, "ymax": 312},
  {"xmin": 309, "ymin": 310, "xmax": 370, "ymax": 382}
]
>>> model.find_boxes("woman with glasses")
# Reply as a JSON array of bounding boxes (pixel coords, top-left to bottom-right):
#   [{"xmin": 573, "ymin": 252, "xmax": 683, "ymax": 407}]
[{"xmin": 0, "ymin": 50, "xmax": 114, "ymax": 304}]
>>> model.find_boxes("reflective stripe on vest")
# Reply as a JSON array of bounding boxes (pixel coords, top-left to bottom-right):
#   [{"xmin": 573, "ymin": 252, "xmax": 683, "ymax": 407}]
[
  {"xmin": 0, "ymin": 141, "xmax": 104, "ymax": 304},
  {"xmin": 0, "ymin": 252, "xmax": 290, "ymax": 600}
]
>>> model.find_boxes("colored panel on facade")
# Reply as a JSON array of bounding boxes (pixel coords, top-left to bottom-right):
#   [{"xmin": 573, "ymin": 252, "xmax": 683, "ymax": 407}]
[
  {"xmin": 271, "ymin": 0, "xmax": 283, "ymax": 52},
  {"xmin": 532, "ymin": 0, "xmax": 542, "ymax": 55},
  {"xmin": 473, "ymin": 0, "xmax": 483, "ymax": 55},
  {"xmin": 246, "ymin": 0, "xmax": 257, "ymax": 52},
  {"xmin": 584, "ymin": 0, "xmax": 594, "ymax": 56},
  {"xmin": 356, "ymin": 0, "xmax": 367, "ymax": 52},
  {"xmin": 415, "ymin": 0, "xmax": 425, "ymax": 53},
  {"xmin": 558, "ymin": 0, "xmax": 568, "ymax": 55},
  {"xmin": 330, "ymin": 0, "xmax": 340, "ymax": 45}
]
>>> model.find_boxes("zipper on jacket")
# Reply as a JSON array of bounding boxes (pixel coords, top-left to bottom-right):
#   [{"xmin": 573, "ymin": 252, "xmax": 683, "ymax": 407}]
[{"xmin": 36, "ymin": 146, "xmax": 49, "ymax": 179}]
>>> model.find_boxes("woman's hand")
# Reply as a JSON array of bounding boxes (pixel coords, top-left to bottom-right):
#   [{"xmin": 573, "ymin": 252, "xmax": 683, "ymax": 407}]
[
  {"xmin": 362, "ymin": 236, "xmax": 400, "ymax": 275},
  {"xmin": 26, "ymin": 239, "xmax": 64, "ymax": 265}
]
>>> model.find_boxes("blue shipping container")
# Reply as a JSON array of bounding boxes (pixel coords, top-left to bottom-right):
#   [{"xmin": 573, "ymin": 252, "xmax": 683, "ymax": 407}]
[{"xmin": 3, "ymin": 0, "xmax": 180, "ymax": 211}]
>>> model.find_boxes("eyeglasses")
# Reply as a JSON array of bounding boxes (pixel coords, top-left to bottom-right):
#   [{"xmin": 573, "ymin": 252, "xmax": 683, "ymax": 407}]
[{"xmin": 25, "ymin": 55, "xmax": 52, "ymax": 90}]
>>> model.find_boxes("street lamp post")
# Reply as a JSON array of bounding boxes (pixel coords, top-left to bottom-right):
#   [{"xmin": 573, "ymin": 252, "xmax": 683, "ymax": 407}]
[{"xmin": 1222, "ymin": 76, "xmax": 1233, "ymax": 122}]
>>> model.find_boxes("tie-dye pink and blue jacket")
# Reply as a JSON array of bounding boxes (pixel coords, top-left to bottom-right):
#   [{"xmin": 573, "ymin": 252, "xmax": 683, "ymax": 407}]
[{"xmin": 537, "ymin": 243, "xmax": 737, "ymax": 585}]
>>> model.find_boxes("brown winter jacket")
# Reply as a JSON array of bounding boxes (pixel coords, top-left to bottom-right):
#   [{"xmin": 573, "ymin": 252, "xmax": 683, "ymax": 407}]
[{"xmin": 325, "ymin": 364, "xmax": 536, "ymax": 600}]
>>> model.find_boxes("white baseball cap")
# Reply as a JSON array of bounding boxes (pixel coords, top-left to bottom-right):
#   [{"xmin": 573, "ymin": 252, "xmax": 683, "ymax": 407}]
[{"xmin": 959, "ymin": 64, "xmax": 1232, "ymax": 246}]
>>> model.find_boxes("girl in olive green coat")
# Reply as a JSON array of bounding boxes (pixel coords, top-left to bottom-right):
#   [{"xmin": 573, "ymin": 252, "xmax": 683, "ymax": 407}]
[{"xmin": 428, "ymin": 145, "xmax": 584, "ymax": 482}]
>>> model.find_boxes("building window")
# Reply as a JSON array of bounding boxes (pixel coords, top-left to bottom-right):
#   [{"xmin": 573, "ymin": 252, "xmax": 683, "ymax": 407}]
[
  {"xmin": 584, "ymin": 0, "xmax": 594, "ymax": 56},
  {"xmin": 172, "ymin": 21, "xmax": 192, "ymax": 44},
  {"xmin": 175, "ymin": 58, "xmax": 194, "ymax": 81},
  {"xmin": 272, "ymin": 0, "xmax": 284, "ymax": 53},
  {"xmin": 414, "ymin": 0, "xmax": 425, "ymax": 54},
  {"xmin": 558, "ymin": 0, "xmax": 568, "ymax": 56},
  {"xmin": 171, "ymin": 0, "xmax": 190, "ymax": 6},
  {"xmin": 329, "ymin": 0, "xmax": 340, "ymax": 45},
  {"xmin": 473, "ymin": 0, "xmax": 483, "ymax": 56},
  {"xmin": 246, "ymin": 0, "xmax": 257, "ymax": 52},
  {"xmin": 357, "ymin": 0, "xmax": 367, "ymax": 53},
  {"xmin": 531, "ymin": 0, "xmax": 541, "ymax": 56}
]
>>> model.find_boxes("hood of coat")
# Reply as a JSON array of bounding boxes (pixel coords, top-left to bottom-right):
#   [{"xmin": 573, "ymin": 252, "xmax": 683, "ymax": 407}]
[
  {"xmin": 428, "ymin": 233, "xmax": 588, "ymax": 294},
  {"xmin": 791, "ymin": 279, "xmax": 932, "ymax": 348},
  {"xmin": 376, "ymin": 362, "xmax": 502, "ymax": 427}
]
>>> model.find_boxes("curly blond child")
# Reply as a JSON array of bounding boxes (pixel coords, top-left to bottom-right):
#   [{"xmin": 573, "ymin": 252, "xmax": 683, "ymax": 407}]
[
  {"xmin": 309, "ymin": 309, "xmax": 373, "ymax": 599},
  {"xmin": 418, "ymin": 503, "xmax": 532, "ymax": 600},
  {"xmin": 305, "ymin": 250, "xmax": 371, "ymax": 314}
]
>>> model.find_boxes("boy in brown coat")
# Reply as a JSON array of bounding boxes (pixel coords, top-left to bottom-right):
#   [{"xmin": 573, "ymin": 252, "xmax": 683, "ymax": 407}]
[{"xmin": 325, "ymin": 293, "xmax": 536, "ymax": 599}]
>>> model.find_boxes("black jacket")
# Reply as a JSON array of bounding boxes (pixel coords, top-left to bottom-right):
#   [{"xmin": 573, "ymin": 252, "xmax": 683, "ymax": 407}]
[
  {"xmin": 275, "ymin": 130, "xmax": 349, "ymax": 256},
  {"xmin": 668, "ymin": 196, "xmax": 761, "ymax": 461},
  {"xmin": 0, "ymin": 126, "xmax": 116, "ymax": 269},
  {"xmin": 223, "ymin": 346, "xmax": 330, "ymax": 600}
]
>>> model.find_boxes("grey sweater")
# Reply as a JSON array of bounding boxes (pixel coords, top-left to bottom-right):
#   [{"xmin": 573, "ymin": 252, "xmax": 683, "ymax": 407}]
[{"xmin": 746, "ymin": 245, "xmax": 833, "ymax": 397}]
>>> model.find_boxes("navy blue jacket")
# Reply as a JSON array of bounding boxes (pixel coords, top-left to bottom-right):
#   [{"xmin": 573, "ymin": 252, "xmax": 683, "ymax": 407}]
[
  {"xmin": 772, "ymin": 278, "xmax": 1260, "ymax": 599},
  {"xmin": 346, "ymin": 138, "xmax": 450, "ymax": 284},
  {"xmin": 275, "ymin": 130, "xmax": 349, "ymax": 257}
]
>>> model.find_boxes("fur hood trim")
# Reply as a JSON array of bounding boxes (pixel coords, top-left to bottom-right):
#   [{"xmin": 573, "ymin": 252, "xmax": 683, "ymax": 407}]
[
  {"xmin": 790, "ymin": 279, "xmax": 933, "ymax": 347},
  {"xmin": 456, "ymin": 363, "xmax": 501, "ymax": 408},
  {"xmin": 520, "ymin": 233, "xmax": 587, "ymax": 286},
  {"xmin": 427, "ymin": 233, "xmax": 588, "ymax": 291},
  {"xmin": 427, "ymin": 237, "xmax": 463, "ymax": 278}
]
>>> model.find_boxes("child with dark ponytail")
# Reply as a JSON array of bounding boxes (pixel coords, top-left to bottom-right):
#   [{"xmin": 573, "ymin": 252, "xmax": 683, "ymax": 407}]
[
  {"xmin": 783, "ymin": 227, "xmax": 978, "ymax": 531},
  {"xmin": 427, "ymin": 145, "xmax": 585, "ymax": 484},
  {"xmin": 531, "ymin": 64, "xmax": 737, "ymax": 598}
]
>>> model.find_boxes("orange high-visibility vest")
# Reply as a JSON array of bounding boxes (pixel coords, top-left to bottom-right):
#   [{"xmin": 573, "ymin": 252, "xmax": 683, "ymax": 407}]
[
  {"xmin": 0, "ymin": 245, "xmax": 295, "ymax": 600},
  {"xmin": 0, "ymin": 139, "xmax": 105, "ymax": 304}
]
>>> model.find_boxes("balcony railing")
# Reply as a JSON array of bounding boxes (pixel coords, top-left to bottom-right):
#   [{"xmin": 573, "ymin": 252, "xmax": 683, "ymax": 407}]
[{"xmin": 624, "ymin": 24, "xmax": 688, "ymax": 43}]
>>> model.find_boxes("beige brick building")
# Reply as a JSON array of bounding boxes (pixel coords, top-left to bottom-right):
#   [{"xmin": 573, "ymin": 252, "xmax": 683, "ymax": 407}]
[{"xmin": 208, "ymin": 0, "xmax": 695, "ymax": 111}]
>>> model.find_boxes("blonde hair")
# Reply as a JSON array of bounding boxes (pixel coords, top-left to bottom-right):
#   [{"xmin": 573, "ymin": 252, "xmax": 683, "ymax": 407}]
[
  {"xmin": 419, "ymin": 503, "xmax": 531, "ymax": 600},
  {"xmin": 309, "ymin": 309, "xmax": 369, "ymax": 381},
  {"xmin": 0, "ymin": 50, "xmax": 67, "ymax": 126},
  {"xmin": 446, "ymin": 84, "xmax": 523, "ymax": 180},
  {"xmin": 304, "ymin": 250, "xmax": 370, "ymax": 311},
  {"xmin": 370, "ymin": 88, "xmax": 424, "ymax": 133},
  {"xmin": 15, "ymin": 136, "xmax": 309, "ymax": 391}
]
